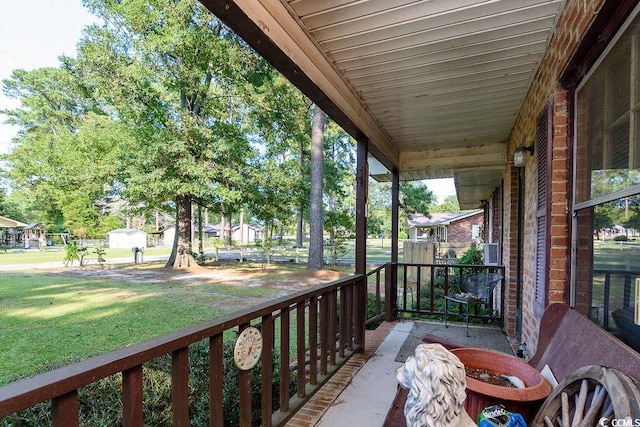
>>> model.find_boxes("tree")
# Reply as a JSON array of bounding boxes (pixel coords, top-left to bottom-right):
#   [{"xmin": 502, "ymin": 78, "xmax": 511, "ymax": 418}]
[
  {"xmin": 400, "ymin": 181, "xmax": 435, "ymax": 216},
  {"xmin": 324, "ymin": 208, "xmax": 354, "ymax": 268},
  {"xmin": 594, "ymin": 203, "xmax": 616, "ymax": 239},
  {"xmin": 431, "ymin": 195, "xmax": 460, "ymax": 212},
  {"xmin": 77, "ymin": 0, "xmax": 263, "ymax": 268},
  {"xmin": 307, "ymin": 105, "xmax": 327, "ymax": 271},
  {"xmin": 367, "ymin": 181, "xmax": 392, "ymax": 238},
  {"xmin": 249, "ymin": 73, "xmax": 311, "ymax": 248},
  {"xmin": 2, "ymin": 65, "xmax": 122, "ymax": 237}
]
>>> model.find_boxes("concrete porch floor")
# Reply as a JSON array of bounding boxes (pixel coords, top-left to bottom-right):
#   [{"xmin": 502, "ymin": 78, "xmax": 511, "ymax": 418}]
[{"xmin": 285, "ymin": 319, "xmax": 517, "ymax": 427}]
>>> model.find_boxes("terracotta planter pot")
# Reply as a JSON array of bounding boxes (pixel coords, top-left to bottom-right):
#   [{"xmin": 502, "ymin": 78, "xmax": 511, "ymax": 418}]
[{"xmin": 451, "ymin": 347, "xmax": 552, "ymax": 422}]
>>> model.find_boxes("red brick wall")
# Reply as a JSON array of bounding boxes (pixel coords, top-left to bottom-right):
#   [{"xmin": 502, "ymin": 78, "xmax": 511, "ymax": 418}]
[
  {"xmin": 503, "ymin": 167, "xmax": 518, "ymax": 337},
  {"xmin": 502, "ymin": 0, "xmax": 606, "ymax": 352},
  {"xmin": 447, "ymin": 214, "xmax": 483, "ymax": 243}
]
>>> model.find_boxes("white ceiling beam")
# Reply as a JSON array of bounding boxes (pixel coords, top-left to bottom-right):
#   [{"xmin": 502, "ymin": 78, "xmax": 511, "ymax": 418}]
[{"xmin": 400, "ymin": 143, "xmax": 507, "ymax": 171}]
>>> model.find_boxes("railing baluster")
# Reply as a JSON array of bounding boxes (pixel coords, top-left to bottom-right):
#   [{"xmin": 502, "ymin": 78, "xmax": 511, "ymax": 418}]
[
  {"xmin": 238, "ymin": 323, "xmax": 252, "ymax": 427},
  {"xmin": 430, "ymin": 266, "xmax": 436, "ymax": 312},
  {"xmin": 172, "ymin": 347, "xmax": 190, "ymax": 426},
  {"xmin": 209, "ymin": 334, "xmax": 224, "ymax": 426},
  {"xmin": 329, "ymin": 289, "xmax": 338, "ymax": 365},
  {"xmin": 416, "ymin": 266, "xmax": 421, "ymax": 312},
  {"xmin": 261, "ymin": 313, "xmax": 274, "ymax": 427},
  {"xmin": 604, "ymin": 273, "xmax": 611, "ymax": 329},
  {"xmin": 345, "ymin": 285, "xmax": 354, "ymax": 351},
  {"xmin": 403, "ymin": 265, "xmax": 408, "ymax": 310},
  {"xmin": 320, "ymin": 293, "xmax": 329, "ymax": 375},
  {"xmin": 354, "ymin": 277, "xmax": 365, "ymax": 348},
  {"xmin": 279, "ymin": 306, "xmax": 290, "ymax": 412},
  {"xmin": 339, "ymin": 286, "xmax": 347, "ymax": 358},
  {"xmin": 375, "ymin": 270, "xmax": 381, "ymax": 318},
  {"xmin": 309, "ymin": 296, "xmax": 318, "ymax": 385},
  {"xmin": 52, "ymin": 390, "xmax": 79, "ymax": 427},
  {"xmin": 297, "ymin": 302, "xmax": 306, "ymax": 398},
  {"xmin": 122, "ymin": 365, "xmax": 143, "ymax": 426}
]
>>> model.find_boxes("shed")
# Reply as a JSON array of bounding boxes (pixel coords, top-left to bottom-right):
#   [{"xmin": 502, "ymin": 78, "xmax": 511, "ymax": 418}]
[{"xmin": 107, "ymin": 228, "xmax": 147, "ymax": 249}]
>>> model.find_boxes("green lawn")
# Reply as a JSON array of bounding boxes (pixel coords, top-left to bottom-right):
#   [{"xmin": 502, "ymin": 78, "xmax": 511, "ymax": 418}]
[
  {"xmin": 0, "ymin": 246, "xmax": 173, "ymax": 265},
  {"xmin": 0, "ymin": 238, "xmax": 402, "ymax": 266},
  {"xmin": 0, "ymin": 271, "xmax": 284, "ymax": 386}
]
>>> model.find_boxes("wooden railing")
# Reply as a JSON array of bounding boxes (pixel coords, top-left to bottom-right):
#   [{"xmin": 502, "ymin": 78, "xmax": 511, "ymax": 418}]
[
  {"xmin": 388, "ymin": 263, "xmax": 505, "ymax": 325},
  {"xmin": 0, "ymin": 274, "xmax": 367, "ymax": 426}
]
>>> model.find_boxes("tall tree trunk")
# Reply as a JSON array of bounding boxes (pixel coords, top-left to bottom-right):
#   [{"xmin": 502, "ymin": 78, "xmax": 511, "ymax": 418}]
[
  {"xmin": 166, "ymin": 194, "xmax": 197, "ymax": 269},
  {"xmin": 296, "ymin": 212, "xmax": 304, "ymax": 248},
  {"xmin": 197, "ymin": 203, "xmax": 204, "ymax": 258},
  {"xmin": 239, "ymin": 208, "xmax": 245, "ymax": 245},
  {"xmin": 308, "ymin": 105, "xmax": 326, "ymax": 271},
  {"xmin": 296, "ymin": 140, "xmax": 305, "ymax": 248},
  {"xmin": 225, "ymin": 213, "xmax": 233, "ymax": 245}
]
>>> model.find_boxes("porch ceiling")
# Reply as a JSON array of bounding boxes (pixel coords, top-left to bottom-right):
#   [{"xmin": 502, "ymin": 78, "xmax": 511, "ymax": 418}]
[{"xmin": 201, "ymin": 0, "xmax": 565, "ymax": 208}]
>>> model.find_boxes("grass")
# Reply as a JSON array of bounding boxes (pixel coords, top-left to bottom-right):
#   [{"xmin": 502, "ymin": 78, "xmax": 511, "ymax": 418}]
[
  {"xmin": 0, "ymin": 238, "xmax": 403, "ymax": 266},
  {"xmin": 0, "ymin": 246, "xmax": 173, "ymax": 265},
  {"xmin": 0, "ymin": 270, "xmax": 285, "ymax": 386}
]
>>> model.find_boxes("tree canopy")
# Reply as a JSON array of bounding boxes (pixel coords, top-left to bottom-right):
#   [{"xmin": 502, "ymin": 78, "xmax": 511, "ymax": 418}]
[{"xmin": 1, "ymin": 0, "xmax": 358, "ymax": 268}]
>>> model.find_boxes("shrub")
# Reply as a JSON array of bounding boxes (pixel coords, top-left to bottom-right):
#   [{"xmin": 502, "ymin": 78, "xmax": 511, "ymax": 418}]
[
  {"xmin": 366, "ymin": 293, "xmax": 385, "ymax": 330},
  {"xmin": 417, "ymin": 277, "xmax": 446, "ymax": 311},
  {"xmin": 454, "ymin": 242, "xmax": 484, "ymax": 275},
  {"xmin": 613, "ymin": 234, "xmax": 628, "ymax": 241}
]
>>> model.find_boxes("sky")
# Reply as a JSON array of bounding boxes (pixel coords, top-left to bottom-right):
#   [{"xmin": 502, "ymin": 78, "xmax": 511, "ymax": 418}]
[
  {"xmin": 0, "ymin": 0, "xmax": 98, "ymax": 154},
  {"xmin": 0, "ymin": 1, "xmax": 457, "ymax": 202}
]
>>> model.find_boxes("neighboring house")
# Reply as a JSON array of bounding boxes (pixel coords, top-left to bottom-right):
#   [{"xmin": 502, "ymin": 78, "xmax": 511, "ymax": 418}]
[
  {"xmin": 203, "ymin": 224, "xmax": 221, "ymax": 239},
  {"xmin": 23, "ymin": 223, "xmax": 46, "ymax": 249},
  {"xmin": 407, "ymin": 210, "xmax": 483, "ymax": 243},
  {"xmin": 107, "ymin": 229, "xmax": 147, "ymax": 249},
  {"xmin": 0, "ymin": 215, "xmax": 28, "ymax": 247}
]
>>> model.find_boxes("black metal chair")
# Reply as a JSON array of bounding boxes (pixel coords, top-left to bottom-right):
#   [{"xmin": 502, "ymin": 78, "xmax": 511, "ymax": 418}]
[{"xmin": 444, "ymin": 272, "xmax": 502, "ymax": 336}]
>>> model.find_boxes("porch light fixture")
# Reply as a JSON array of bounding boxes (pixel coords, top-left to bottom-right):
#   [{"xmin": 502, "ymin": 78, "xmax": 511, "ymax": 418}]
[{"xmin": 513, "ymin": 144, "xmax": 534, "ymax": 168}]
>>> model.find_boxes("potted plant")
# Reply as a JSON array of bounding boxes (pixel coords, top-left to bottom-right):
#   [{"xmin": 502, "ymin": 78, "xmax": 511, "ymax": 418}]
[{"xmin": 451, "ymin": 347, "xmax": 552, "ymax": 422}]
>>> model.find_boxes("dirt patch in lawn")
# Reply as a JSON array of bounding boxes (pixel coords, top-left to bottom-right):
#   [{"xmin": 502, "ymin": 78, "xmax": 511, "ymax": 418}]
[{"xmin": 53, "ymin": 261, "xmax": 350, "ymax": 299}]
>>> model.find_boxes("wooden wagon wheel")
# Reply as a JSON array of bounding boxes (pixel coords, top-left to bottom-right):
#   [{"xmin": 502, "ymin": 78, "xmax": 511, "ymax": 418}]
[{"xmin": 531, "ymin": 365, "xmax": 640, "ymax": 427}]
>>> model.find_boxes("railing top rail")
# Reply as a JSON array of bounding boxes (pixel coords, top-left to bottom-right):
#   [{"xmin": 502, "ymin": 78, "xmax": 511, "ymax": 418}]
[
  {"xmin": 593, "ymin": 269, "xmax": 640, "ymax": 274},
  {"xmin": 392, "ymin": 262, "xmax": 505, "ymax": 270},
  {"xmin": 0, "ymin": 273, "xmax": 364, "ymax": 417},
  {"xmin": 365, "ymin": 264, "xmax": 385, "ymax": 277}
]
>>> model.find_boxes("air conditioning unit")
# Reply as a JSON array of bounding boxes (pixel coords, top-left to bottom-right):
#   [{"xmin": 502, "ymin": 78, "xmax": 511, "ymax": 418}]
[{"xmin": 484, "ymin": 243, "xmax": 499, "ymax": 266}]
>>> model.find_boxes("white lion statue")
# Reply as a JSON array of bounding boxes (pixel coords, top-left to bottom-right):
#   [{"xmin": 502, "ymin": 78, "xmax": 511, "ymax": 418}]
[{"xmin": 395, "ymin": 343, "xmax": 475, "ymax": 427}]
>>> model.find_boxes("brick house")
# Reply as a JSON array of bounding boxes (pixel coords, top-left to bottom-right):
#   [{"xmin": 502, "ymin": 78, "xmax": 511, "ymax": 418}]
[{"xmin": 407, "ymin": 210, "xmax": 483, "ymax": 244}]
